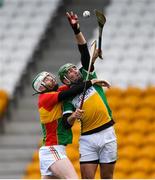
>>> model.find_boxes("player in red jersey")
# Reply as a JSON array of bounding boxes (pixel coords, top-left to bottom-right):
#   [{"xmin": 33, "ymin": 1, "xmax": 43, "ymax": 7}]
[{"xmin": 32, "ymin": 71, "xmax": 107, "ymax": 179}]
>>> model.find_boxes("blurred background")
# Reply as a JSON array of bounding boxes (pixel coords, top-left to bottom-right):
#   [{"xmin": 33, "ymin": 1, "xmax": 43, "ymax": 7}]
[{"xmin": 0, "ymin": 0, "xmax": 155, "ymax": 178}]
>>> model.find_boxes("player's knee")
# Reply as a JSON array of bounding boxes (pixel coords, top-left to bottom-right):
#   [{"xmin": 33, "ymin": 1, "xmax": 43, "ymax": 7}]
[
  {"xmin": 81, "ymin": 170, "xmax": 95, "ymax": 179},
  {"xmin": 101, "ymin": 171, "xmax": 113, "ymax": 179},
  {"xmin": 81, "ymin": 173, "xmax": 95, "ymax": 179}
]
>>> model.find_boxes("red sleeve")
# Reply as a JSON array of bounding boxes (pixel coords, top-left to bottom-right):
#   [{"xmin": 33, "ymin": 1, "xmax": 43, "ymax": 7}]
[
  {"xmin": 58, "ymin": 85, "xmax": 69, "ymax": 92},
  {"xmin": 38, "ymin": 92, "xmax": 59, "ymax": 111}
]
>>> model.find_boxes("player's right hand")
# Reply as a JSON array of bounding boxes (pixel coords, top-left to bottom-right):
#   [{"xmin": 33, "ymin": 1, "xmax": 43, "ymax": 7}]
[
  {"xmin": 92, "ymin": 49, "xmax": 103, "ymax": 63},
  {"xmin": 72, "ymin": 108, "xmax": 84, "ymax": 120},
  {"xmin": 66, "ymin": 11, "xmax": 80, "ymax": 34}
]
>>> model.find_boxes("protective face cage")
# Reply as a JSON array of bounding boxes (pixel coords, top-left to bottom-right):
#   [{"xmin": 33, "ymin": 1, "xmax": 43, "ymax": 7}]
[
  {"xmin": 32, "ymin": 71, "xmax": 57, "ymax": 93},
  {"xmin": 58, "ymin": 63, "xmax": 82, "ymax": 85}
]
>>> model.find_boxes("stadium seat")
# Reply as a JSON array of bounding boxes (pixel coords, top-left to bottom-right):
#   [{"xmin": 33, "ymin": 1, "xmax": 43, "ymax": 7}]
[
  {"xmin": 131, "ymin": 119, "xmax": 150, "ymax": 134},
  {"xmin": 114, "ymin": 171, "xmax": 127, "ymax": 179},
  {"xmin": 118, "ymin": 145, "xmax": 139, "ymax": 161},
  {"xmin": 106, "ymin": 96, "xmax": 122, "ymax": 111},
  {"xmin": 128, "ymin": 171, "xmax": 149, "ymax": 179},
  {"xmin": 0, "ymin": 89, "xmax": 9, "ymax": 100},
  {"xmin": 115, "ymin": 121, "xmax": 132, "ymax": 135},
  {"xmin": 0, "ymin": 0, "xmax": 62, "ymax": 97},
  {"xmin": 23, "ymin": 173, "xmax": 41, "ymax": 179},
  {"xmin": 24, "ymin": 173, "xmax": 41, "ymax": 179},
  {"xmin": 140, "ymin": 95, "xmax": 155, "ymax": 110},
  {"xmin": 105, "ymin": 87, "xmax": 124, "ymax": 98},
  {"xmin": 149, "ymin": 171, "xmax": 155, "ymax": 179},
  {"xmin": 145, "ymin": 86, "xmax": 155, "ymax": 96},
  {"xmin": 131, "ymin": 158, "xmax": 152, "ymax": 173},
  {"xmin": 32, "ymin": 150, "xmax": 39, "ymax": 162},
  {"xmin": 0, "ymin": 99, "xmax": 7, "ymax": 118},
  {"xmin": 121, "ymin": 95, "xmax": 140, "ymax": 109},
  {"xmin": 132, "ymin": 107, "xmax": 153, "ymax": 122},
  {"xmin": 116, "ymin": 133, "xmax": 127, "ymax": 148},
  {"xmin": 146, "ymin": 132, "xmax": 155, "ymax": 145},
  {"xmin": 116, "ymin": 58, "xmax": 138, "ymax": 75},
  {"xmin": 2, "ymin": 0, "xmax": 155, "ymax": 178},
  {"xmin": 131, "ymin": 70, "xmax": 152, "ymax": 88},
  {"xmin": 137, "ymin": 58, "xmax": 153, "ymax": 73},
  {"xmin": 25, "ymin": 161, "xmax": 40, "ymax": 176},
  {"xmin": 139, "ymin": 145, "xmax": 155, "ymax": 160},
  {"xmin": 38, "ymin": 139, "xmax": 42, "ymax": 148},
  {"xmin": 113, "ymin": 107, "xmax": 135, "ymax": 123},
  {"xmin": 0, "ymin": 89, "xmax": 9, "ymax": 118},
  {"xmin": 125, "ymin": 132, "xmax": 144, "ymax": 147},
  {"xmin": 124, "ymin": 86, "xmax": 144, "ymax": 97},
  {"xmin": 111, "ymin": 71, "xmax": 131, "ymax": 89},
  {"xmin": 115, "ymin": 158, "xmax": 131, "ymax": 174}
]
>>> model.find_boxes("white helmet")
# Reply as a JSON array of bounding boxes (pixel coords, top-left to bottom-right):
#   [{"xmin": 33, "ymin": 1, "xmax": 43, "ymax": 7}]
[{"xmin": 32, "ymin": 71, "xmax": 56, "ymax": 93}]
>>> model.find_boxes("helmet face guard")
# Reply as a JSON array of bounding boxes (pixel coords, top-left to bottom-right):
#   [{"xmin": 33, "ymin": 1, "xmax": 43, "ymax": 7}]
[
  {"xmin": 58, "ymin": 63, "xmax": 82, "ymax": 85},
  {"xmin": 32, "ymin": 71, "xmax": 57, "ymax": 93}
]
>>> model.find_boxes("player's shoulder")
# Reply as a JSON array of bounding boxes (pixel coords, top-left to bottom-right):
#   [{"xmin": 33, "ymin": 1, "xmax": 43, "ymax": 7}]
[{"xmin": 38, "ymin": 91, "xmax": 58, "ymax": 102}]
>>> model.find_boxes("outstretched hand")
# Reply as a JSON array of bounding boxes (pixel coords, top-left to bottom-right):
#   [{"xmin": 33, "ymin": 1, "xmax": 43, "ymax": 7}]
[
  {"xmin": 91, "ymin": 79, "xmax": 111, "ymax": 88},
  {"xmin": 66, "ymin": 11, "xmax": 80, "ymax": 34}
]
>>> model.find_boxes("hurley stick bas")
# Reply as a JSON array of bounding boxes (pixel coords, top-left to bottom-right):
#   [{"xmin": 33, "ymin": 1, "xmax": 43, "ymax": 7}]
[
  {"xmin": 79, "ymin": 40, "xmax": 97, "ymax": 109},
  {"xmin": 94, "ymin": 9, "xmax": 106, "ymax": 59}
]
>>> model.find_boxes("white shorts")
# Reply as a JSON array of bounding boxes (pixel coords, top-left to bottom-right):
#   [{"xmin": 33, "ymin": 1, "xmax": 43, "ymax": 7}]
[
  {"xmin": 79, "ymin": 126, "xmax": 117, "ymax": 163},
  {"xmin": 39, "ymin": 145, "xmax": 67, "ymax": 176}
]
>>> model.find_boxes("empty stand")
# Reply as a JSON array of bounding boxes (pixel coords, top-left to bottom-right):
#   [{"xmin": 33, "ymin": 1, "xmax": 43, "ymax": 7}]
[
  {"xmin": 131, "ymin": 158, "xmax": 152, "ymax": 174},
  {"xmin": 95, "ymin": 0, "xmax": 155, "ymax": 88},
  {"xmin": 132, "ymin": 107, "xmax": 153, "ymax": 122},
  {"xmin": 97, "ymin": 0, "xmax": 155, "ymax": 178},
  {"xmin": 121, "ymin": 95, "xmax": 140, "ymax": 109},
  {"xmin": 128, "ymin": 171, "xmax": 149, "ymax": 179},
  {"xmin": 118, "ymin": 145, "xmax": 140, "ymax": 161},
  {"xmin": 0, "ymin": 0, "xmax": 62, "ymax": 97},
  {"xmin": 105, "ymin": 86, "xmax": 124, "ymax": 98},
  {"xmin": 0, "ymin": 0, "xmax": 63, "ymax": 178},
  {"xmin": 114, "ymin": 158, "xmax": 131, "ymax": 174},
  {"xmin": 139, "ymin": 145, "xmax": 155, "ymax": 160},
  {"xmin": 113, "ymin": 107, "xmax": 135, "ymax": 122},
  {"xmin": 106, "ymin": 96, "xmax": 122, "ymax": 111}
]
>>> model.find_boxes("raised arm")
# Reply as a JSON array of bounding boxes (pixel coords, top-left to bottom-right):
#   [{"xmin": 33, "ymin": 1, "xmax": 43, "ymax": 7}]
[
  {"xmin": 66, "ymin": 11, "xmax": 102, "ymax": 71},
  {"xmin": 66, "ymin": 11, "xmax": 91, "ymax": 71},
  {"xmin": 66, "ymin": 12, "xmax": 86, "ymax": 45}
]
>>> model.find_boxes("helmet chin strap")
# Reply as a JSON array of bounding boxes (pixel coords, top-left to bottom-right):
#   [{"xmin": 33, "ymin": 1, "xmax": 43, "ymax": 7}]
[
  {"xmin": 64, "ymin": 76, "xmax": 71, "ymax": 85},
  {"xmin": 41, "ymin": 82, "xmax": 50, "ymax": 90},
  {"xmin": 40, "ymin": 83, "xmax": 58, "ymax": 93}
]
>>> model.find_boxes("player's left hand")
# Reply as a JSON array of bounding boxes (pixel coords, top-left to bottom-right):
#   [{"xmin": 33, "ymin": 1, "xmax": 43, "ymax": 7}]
[
  {"xmin": 92, "ymin": 49, "xmax": 103, "ymax": 63},
  {"xmin": 92, "ymin": 79, "xmax": 111, "ymax": 88}
]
